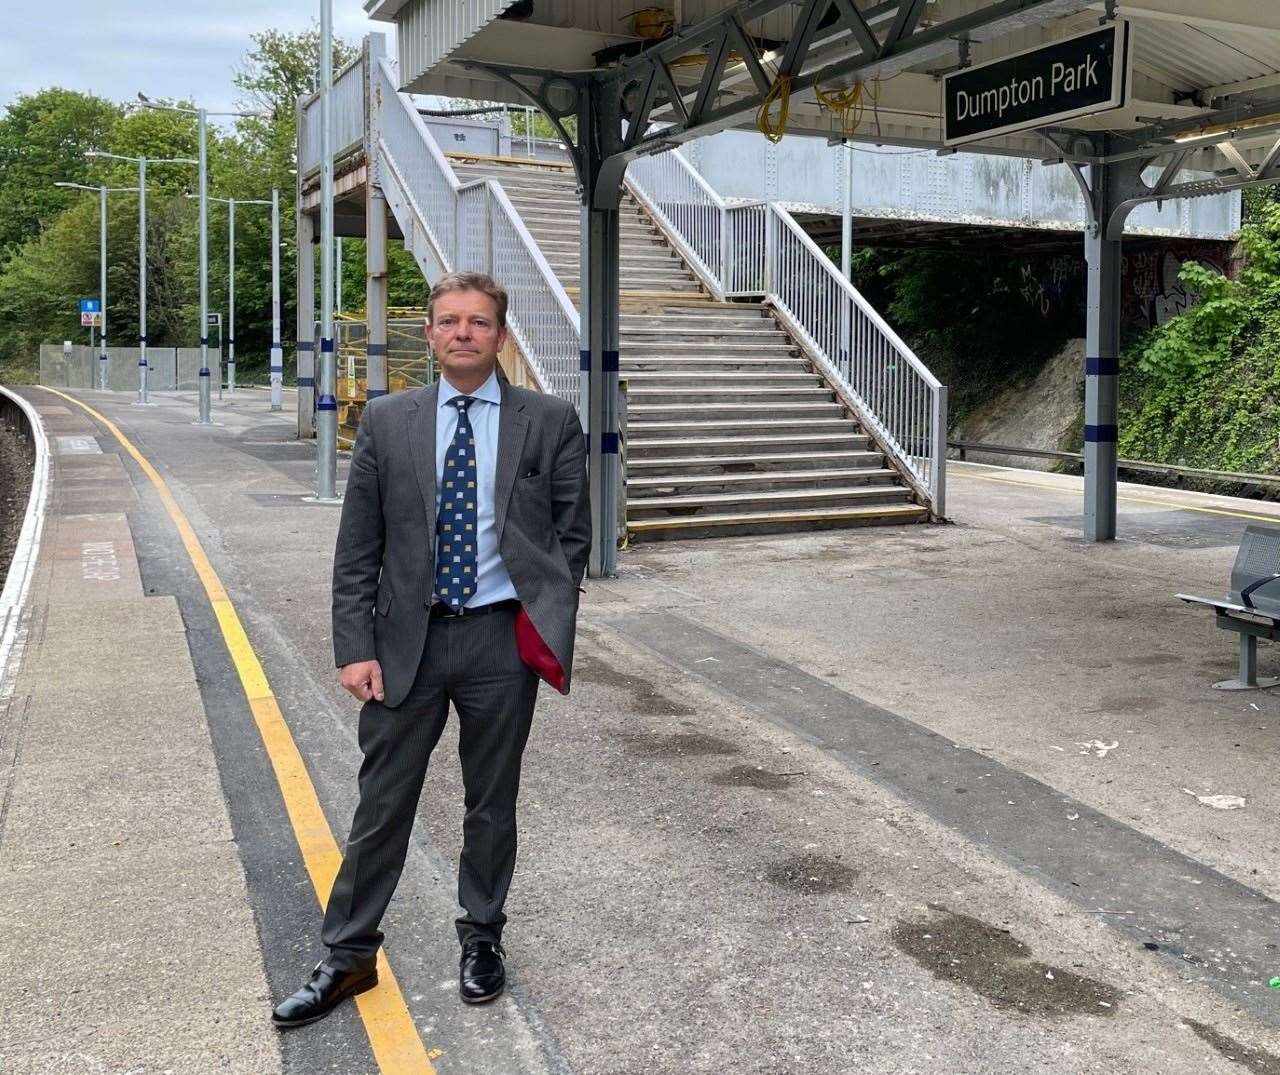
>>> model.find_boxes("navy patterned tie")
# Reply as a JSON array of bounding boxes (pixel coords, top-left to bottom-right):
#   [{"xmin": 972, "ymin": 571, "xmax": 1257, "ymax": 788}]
[{"xmin": 434, "ymin": 396, "xmax": 479, "ymax": 611}]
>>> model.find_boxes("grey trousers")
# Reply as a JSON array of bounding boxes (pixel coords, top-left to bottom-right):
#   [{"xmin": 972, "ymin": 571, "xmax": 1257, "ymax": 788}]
[{"xmin": 322, "ymin": 606, "xmax": 539, "ymax": 970}]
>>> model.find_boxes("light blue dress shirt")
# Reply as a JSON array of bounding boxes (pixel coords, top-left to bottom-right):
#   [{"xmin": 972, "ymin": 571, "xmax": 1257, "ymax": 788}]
[{"xmin": 435, "ymin": 371, "xmax": 518, "ymax": 608}]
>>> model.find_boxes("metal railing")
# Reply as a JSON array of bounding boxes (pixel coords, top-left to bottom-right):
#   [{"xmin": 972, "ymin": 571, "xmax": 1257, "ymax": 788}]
[
  {"xmin": 299, "ymin": 56, "xmax": 367, "ymax": 177},
  {"xmin": 765, "ymin": 205, "xmax": 946, "ymax": 513},
  {"xmin": 724, "ymin": 202, "xmax": 768, "ymax": 297},
  {"xmin": 625, "ymin": 151, "xmax": 725, "ymax": 299},
  {"xmin": 627, "ymin": 148, "xmax": 948, "ymax": 516},
  {"xmin": 374, "ymin": 56, "xmax": 580, "ymax": 404}
]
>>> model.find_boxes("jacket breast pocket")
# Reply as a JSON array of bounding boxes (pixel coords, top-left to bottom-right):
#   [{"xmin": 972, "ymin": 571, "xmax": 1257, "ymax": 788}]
[{"xmin": 375, "ymin": 581, "xmax": 393, "ymax": 617}]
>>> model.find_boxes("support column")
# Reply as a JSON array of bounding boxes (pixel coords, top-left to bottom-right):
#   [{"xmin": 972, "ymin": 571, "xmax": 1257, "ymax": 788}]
[
  {"xmin": 578, "ymin": 81, "xmax": 622, "ymax": 578},
  {"xmin": 366, "ymin": 184, "xmax": 389, "ymax": 400},
  {"xmin": 296, "ymin": 206, "xmax": 316, "ymax": 438},
  {"xmin": 227, "ymin": 198, "xmax": 236, "ymax": 395},
  {"xmin": 270, "ymin": 187, "xmax": 283, "ymax": 411},
  {"xmin": 1083, "ymin": 163, "xmax": 1122, "ymax": 543}
]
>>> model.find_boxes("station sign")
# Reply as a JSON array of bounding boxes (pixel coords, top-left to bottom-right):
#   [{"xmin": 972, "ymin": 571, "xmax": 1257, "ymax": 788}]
[{"xmin": 943, "ymin": 22, "xmax": 1130, "ymax": 147}]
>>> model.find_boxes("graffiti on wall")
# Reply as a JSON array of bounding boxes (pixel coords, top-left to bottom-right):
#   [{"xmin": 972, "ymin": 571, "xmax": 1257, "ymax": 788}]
[
  {"xmin": 1019, "ymin": 255, "xmax": 1083, "ymax": 318},
  {"xmin": 1123, "ymin": 247, "xmax": 1227, "ymax": 328},
  {"xmin": 1018, "ymin": 243, "xmax": 1230, "ymax": 328}
]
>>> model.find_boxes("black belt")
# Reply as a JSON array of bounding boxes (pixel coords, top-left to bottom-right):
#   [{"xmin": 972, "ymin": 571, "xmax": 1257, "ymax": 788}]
[{"xmin": 429, "ymin": 598, "xmax": 521, "ymax": 619}]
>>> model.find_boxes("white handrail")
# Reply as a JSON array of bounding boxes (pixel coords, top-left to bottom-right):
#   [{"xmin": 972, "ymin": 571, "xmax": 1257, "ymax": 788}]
[
  {"xmin": 374, "ymin": 56, "xmax": 580, "ymax": 404},
  {"xmin": 765, "ymin": 203, "xmax": 945, "ymax": 511},
  {"xmin": 627, "ymin": 146, "xmax": 947, "ymax": 515},
  {"xmin": 625, "ymin": 148, "xmax": 726, "ymax": 300},
  {"xmin": 771, "ymin": 205, "xmax": 941, "ymax": 391}
]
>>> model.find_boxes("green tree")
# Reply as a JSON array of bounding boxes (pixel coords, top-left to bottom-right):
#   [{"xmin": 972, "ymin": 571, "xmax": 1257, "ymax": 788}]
[
  {"xmin": 1119, "ymin": 200, "xmax": 1280, "ymax": 474},
  {"xmin": 0, "ymin": 89, "xmax": 121, "ymax": 254}
]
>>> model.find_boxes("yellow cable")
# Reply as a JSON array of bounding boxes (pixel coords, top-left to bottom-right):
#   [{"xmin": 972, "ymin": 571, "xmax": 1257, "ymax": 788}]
[
  {"xmin": 757, "ymin": 74, "xmax": 793, "ymax": 144},
  {"xmin": 815, "ymin": 81, "xmax": 866, "ymax": 138}
]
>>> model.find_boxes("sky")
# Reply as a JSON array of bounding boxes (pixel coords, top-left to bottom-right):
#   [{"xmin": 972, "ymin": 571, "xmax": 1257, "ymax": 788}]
[{"xmin": 2, "ymin": 1, "xmax": 396, "ymax": 117}]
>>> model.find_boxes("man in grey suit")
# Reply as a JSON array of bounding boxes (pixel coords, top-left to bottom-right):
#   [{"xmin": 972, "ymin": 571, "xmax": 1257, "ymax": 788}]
[{"xmin": 273, "ymin": 271, "xmax": 591, "ymax": 1027}]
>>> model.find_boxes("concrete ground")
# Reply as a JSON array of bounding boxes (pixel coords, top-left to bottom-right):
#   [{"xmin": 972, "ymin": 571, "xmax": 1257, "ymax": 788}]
[{"xmin": 3, "ymin": 384, "xmax": 1280, "ymax": 1074}]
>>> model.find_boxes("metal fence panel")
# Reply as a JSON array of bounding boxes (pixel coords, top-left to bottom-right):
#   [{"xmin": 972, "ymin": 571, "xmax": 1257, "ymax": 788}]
[{"xmin": 176, "ymin": 348, "xmax": 219, "ymax": 391}]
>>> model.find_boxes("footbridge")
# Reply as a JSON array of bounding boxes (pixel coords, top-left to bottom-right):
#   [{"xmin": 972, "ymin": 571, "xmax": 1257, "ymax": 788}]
[{"xmin": 299, "ymin": 0, "xmax": 1280, "ymax": 573}]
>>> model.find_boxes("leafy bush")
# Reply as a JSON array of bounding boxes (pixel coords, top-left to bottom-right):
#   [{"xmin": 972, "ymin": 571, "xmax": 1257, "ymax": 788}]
[{"xmin": 1120, "ymin": 200, "xmax": 1280, "ymax": 474}]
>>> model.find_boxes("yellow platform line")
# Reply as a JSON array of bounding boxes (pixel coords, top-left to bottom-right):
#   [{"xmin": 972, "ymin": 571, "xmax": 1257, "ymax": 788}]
[
  {"xmin": 40, "ymin": 387, "xmax": 436, "ymax": 1074},
  {"xmin": 954, "ymin": 466, "xmax": 1280, "ymax": 525}
]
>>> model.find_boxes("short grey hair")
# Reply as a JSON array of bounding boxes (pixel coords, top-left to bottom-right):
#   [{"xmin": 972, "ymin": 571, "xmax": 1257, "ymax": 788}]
[{"xmin": 426, "ymin": 271, "xmax": 509, "ymax": 328}]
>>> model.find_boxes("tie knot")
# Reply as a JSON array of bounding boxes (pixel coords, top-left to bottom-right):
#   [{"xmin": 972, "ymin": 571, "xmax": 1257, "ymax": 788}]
[{"xmin": 452, "ymin": 396, "xmax": 474, "ymax": 412}]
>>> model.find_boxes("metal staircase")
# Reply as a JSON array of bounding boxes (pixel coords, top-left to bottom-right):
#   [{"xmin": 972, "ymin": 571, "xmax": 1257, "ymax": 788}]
[
  {"xmin": 448, "ymin": 157, "xmax": 926, "ymax": 537},
  {"xmin": 368, "ymin": 51, "xmax": 944, "ymax": 539}
]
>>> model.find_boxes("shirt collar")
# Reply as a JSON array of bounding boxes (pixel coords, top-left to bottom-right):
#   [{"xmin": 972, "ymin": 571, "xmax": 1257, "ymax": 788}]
[{"xmin": 438, "ymin": 369, "xmax": 501, "ymax": 410}]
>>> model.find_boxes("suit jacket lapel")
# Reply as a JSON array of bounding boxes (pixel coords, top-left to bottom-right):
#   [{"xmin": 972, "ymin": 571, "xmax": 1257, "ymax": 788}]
[
  {"xmin": 408, "ymin": 384, "xmax": 439, "ymax": 535},
  {"xmin": 495, "ymin": 378, "xmax": 529, "ymax": 540}
]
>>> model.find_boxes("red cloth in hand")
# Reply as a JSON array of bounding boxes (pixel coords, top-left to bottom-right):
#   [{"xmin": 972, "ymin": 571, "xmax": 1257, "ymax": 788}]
[{"xmin": 515, "ymin": 606, "xmax": 566, "ymax": 694}]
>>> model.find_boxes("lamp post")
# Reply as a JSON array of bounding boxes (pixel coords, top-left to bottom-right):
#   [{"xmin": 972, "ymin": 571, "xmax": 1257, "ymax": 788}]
[
  {"xmin": 136, "ymin": 95, "xmax": 268, "ymax": 422},
  {"xmin": 270, "ymin": 187, "xmax": 283, "ymax": 411},
  {"xmin": 189, "ymin": 192, "xmax": 277, "ymax": 398},
  {"xmin": 85, "ymin": 151, "xmax": 196, "ymax": 404},
  {"xmin": 53, "ymin": 181, "xmax": 138, "ymax": 391}
]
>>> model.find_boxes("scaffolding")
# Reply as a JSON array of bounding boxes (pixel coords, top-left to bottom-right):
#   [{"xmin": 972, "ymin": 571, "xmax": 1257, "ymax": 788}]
[{"xmin": 335, "ymin": 309, "xmax": 436, "ymax": 446}]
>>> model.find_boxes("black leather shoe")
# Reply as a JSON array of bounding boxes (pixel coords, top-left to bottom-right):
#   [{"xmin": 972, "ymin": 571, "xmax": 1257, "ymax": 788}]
[
  {"xmin": 272, "ymin": 961, "xmax": 378, "ymax": 1028},
  {"xmin": 459, "ymin": 941, "xmax": 505, "ymax": 1004}
]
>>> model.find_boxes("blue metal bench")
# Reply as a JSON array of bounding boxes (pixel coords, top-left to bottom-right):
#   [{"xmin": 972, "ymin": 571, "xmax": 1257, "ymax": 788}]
[{"xmin": 1177, "ymin": 524, "xmax": 1280, "ymax": 690}]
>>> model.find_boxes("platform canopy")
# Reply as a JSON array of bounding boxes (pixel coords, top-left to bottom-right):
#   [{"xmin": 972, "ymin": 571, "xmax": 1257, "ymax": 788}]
[{"xmin": 368, "ymin": 0, "xmax": 1280, "ymax": 200}]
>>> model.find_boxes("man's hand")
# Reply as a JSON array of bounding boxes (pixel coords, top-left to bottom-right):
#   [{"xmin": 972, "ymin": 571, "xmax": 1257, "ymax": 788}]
[{"xmin": 340, "ymin": 659, "xmax": 385, "ymax": 703}]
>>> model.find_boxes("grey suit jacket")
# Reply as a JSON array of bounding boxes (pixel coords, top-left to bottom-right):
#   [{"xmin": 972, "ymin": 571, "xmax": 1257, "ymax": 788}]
[{"xmin": 331, "ymin": 379, "xmax": 592, "ymax": 708}]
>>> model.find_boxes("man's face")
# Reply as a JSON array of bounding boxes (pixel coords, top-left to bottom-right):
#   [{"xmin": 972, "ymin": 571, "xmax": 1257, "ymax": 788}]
[{"xmin": 426, "ymin": 288, "xmax": 507, "ymax": 385}]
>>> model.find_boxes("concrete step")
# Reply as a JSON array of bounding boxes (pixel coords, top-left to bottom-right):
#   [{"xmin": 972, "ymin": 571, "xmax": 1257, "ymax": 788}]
[
  {"xmin": 543, "ymin": 247, "xmax": 679, "ymax": 266},
  {"xmin": 451, "ymin": 164, "xmax": 576, "ymax": 185},
  {"xmin": 628, "ymin": 467, "xmax": 901, "ymax": 497},
  {"xmin": 629, "ymin": 417, "xmax": 859, "ymax": 439},
  {"xmin": 629, "ymin": 402, "xmax": 847, "ymax": 421},
  {"xmin": 553, "ymin": 266, "xmax": 696, "ymax": 283},
  {"xmin": 630, "ymin": 303, "xmax": 769, "ymax": 319},
  {"xmin": 620, "ymin": 322, "xmax": 786, "ymax": 339},
  {"xmin": 627, "ymin": 484, "xmax": 914, "ymax": 519},
  {"xmin": 628, "ymin": 433, "xmax": 872, "ymax": 457},
  {"xmin": 623, "ymin": 356, "xmax": 808, "ymax": 373},
  {"xmin": 519, "ymin": 207, "xmax": 655, "ymax": 229},
  {"xmin": 626, "ymin": 386, "xmax": 834, "ymax": 404},
  {"xmin": 539, "ymin": 237, "xmax": 671, "ymax": 255},
  {"xmin": 559, "ymin": 276, "xmax": 702, "ymax": 292},
  {"xmin": 627, "ymin": 450, "xmax": 886, "ymax": 474},
  {"xmin": 522, "ymin": 211, "xmax": 655, "ymax": 233},
  {"xmin": 626, "ymin": 502, "xmax": 929, "ymax": 539},
  {"xmin": 623, "ymin": 339, "xmax": 797, "ymax": 355},
  {"xmin": 620, "ymin": 371, "xmax": 822, "ymax": 388}
]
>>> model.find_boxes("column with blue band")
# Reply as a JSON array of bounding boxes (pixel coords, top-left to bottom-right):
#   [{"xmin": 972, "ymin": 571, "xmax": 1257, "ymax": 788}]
[
  {"xmin": 317, "ymin": 337, "xmax": 337, "ymax": 410},
  {"xmin": 1084, "ymin": 221, "xmax": 1121, "ymax": 542}
]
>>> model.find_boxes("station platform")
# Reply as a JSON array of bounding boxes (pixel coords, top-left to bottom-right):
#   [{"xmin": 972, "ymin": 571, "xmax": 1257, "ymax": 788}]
[{"xmin": 3, "ymin": 385, "xmax": 1280, "ymax": 1074}]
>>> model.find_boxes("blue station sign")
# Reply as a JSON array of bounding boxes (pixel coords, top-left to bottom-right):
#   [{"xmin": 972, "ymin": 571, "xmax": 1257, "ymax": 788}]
[{"xmin": 943, "ymin": 22, "xmax": 1130, "ymax": 147}]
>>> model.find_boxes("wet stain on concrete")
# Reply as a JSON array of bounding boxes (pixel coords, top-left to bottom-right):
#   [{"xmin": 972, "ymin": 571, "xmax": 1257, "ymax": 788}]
[
  {"xmin": 710, "ymin": 765, "xmax": 797, "ymax": 790},
  {"xmin": 621, "ymin": 731, "xmax": 739, "ymax": 758},
  {"xmin": 576, "ymin": 654, "xmax": 696, "ymax": 717},
  {"xmin": 1185, "ymin": 1019, "xmax": 1280, "ymax": 1074},
  {"xmin": 1118, "ymin": 653, "xmax": 1183, "ymax": 667},
  {"xmin": 891, "ymin": 907, "xmax": 1121, "ymax": 1019},
  {"xmin": 764, "ymin": 853, "xmax": 856, "ymax": 895},
  {"xmin": 1092, "ymin": 694, "xmax": 1159, "ymax": 712}
]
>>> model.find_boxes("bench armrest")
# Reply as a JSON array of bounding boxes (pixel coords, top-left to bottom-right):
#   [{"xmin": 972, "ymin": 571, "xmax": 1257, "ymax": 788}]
[{"xmin": 1240, "ymin": 572, "xmax": 1280, "ymax": 610}]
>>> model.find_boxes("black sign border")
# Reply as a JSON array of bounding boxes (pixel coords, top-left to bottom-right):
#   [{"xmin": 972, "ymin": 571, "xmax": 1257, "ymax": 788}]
[{"xmin": 942, "ymin": 21, "xmax": 1130, "ymax": 148}]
